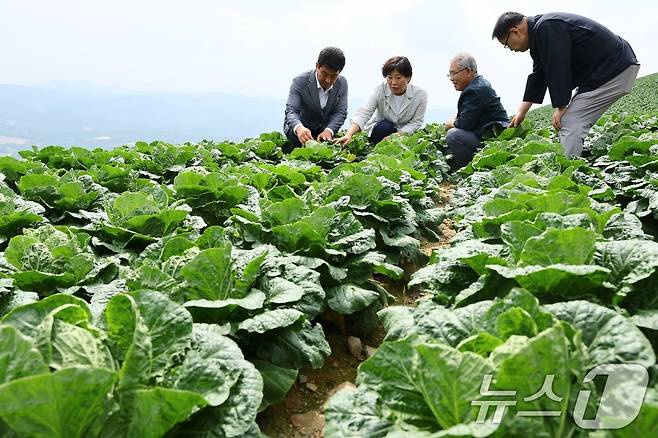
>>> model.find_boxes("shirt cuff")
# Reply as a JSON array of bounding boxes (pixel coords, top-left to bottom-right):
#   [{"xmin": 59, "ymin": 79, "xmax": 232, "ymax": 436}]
[
  {"xmin": 325, "ymin": 128, "xmax": 334, "ymax": 136},
  {"xmin": 293, "ymin": 123, "xmax": 303, "ymax": 135}
]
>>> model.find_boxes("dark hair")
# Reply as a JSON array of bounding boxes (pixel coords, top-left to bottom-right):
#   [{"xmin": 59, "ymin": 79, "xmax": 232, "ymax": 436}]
[
  {"xmin": 317, "ymin": 47, "xmax": 346, "ymax": 71},
  {"xmin": 381, "ymin": 56, "xmax": 412, "ymax": 78},
  {"xmin": 492, "ymin": 11, "xmax": 525, "ymax": 40}
]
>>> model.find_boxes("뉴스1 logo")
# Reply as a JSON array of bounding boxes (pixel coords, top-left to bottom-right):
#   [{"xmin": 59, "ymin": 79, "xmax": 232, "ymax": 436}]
[{"xmin": 472, "ymin": 363, "xmax": 649, "ymax": 429}]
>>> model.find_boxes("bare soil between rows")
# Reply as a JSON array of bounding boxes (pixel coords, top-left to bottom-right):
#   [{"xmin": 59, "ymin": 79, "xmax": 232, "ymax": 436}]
[{"xmin": 257, "ymin": 182, "xmax": 456, "ymax": 437}]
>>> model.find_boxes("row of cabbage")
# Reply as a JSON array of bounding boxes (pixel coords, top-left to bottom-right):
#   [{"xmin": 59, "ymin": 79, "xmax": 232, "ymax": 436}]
[{"xmin": 325, "ymin": 114, "xmax": 658, "ymax": 437}]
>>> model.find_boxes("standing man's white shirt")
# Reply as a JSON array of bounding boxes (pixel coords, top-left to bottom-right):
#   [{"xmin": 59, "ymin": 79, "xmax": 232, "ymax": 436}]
[{"xmin": 294, "ymin": 71, "xmax": 335, "ymax": 136}]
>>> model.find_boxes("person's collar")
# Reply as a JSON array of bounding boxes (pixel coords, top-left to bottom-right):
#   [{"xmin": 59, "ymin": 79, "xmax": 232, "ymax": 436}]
[
  {"xmin": 463, "ymin": 75, "xmax": 481, "ymax": 91},
  {"xmin": 384, "ymin": 83, "xmax": 414, "ymax": 98},
  {"xmin": 315, "ymin": 71, "xmax": 334, "ymax": 92},
  {"xmin": 527, "ymin": 16, "xmax": 537, "ymax": 50}
]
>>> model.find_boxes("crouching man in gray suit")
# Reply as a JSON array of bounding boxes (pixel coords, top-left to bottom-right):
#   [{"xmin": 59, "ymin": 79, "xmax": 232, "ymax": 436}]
[{"xmin": 283, "ymin": 47, "xmax": 348, "ymax": 152}]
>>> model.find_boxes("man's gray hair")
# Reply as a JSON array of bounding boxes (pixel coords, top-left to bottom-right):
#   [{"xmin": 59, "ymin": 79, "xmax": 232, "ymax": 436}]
[{"xmin": 452, "ymin": 53, "xmax": 478, "ymax": 73}]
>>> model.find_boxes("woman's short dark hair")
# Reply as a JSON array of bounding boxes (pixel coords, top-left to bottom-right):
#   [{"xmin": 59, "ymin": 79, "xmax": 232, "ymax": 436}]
[
  {"xmin": 381, "ymin": 56, "xmax": 412, "ymax": 78},
  {"xmin": 492, "ymin": 12, "xmax": 525, "ymax": 40},
  {"xmin": 317, "ymin": 47, "xmax": 346, "ymax": 71}
]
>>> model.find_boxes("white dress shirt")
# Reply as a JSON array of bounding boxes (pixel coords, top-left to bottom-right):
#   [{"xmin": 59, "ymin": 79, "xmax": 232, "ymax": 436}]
[{"xmin": 316, "ymin": 71, "xmax": 333, "ymax": 110}]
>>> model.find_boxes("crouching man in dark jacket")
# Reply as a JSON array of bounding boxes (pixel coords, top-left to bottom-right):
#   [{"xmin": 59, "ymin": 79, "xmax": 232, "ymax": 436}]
[{"xmin": 444, "ymin": 53, "xmax": 509, "ymax": 170}]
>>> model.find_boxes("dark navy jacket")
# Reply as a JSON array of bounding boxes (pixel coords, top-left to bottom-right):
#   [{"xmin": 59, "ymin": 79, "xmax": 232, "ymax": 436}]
[
  {"xmin": 454, "ymin": 75, "xmax": 509, "ymax": 139},
  {"xmin": 524, "ymin": 13, "xmax": 638, "ymax": 108}
]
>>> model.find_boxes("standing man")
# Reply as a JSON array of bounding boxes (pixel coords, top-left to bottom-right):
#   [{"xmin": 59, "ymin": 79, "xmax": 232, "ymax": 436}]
[
  {"xmin": 492, "ymin": 12, "xmax": 640, "ymax": 156},
  {"xmin": 444, "ymin": 53, "xmax": 509, "ymax": 170},
  {"xmin": 283, "ymin": 47, "xmax": 348, "ymax": 152}
]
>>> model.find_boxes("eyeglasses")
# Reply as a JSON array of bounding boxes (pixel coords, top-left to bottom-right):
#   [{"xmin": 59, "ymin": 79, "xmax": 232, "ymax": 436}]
[
  {"xmin": 446, "ymin": 67, "xmax": 468, "ymax": 78},
  {"xmin": 503, "ymin": 30, "xmax": 511, "ymax": 49}
]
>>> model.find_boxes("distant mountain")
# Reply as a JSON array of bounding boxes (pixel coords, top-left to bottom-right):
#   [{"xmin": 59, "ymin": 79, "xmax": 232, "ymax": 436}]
[
  {"xmin": 39, "ymin": 80, "xmax": 149, "ymax": 97},
  {"xmin": 0, "ymin": 83, "xmax": 453, "ymax": 154},
  {"xmin": 0, "ymin": 84, "xmax": 288, "ymax": 151}
]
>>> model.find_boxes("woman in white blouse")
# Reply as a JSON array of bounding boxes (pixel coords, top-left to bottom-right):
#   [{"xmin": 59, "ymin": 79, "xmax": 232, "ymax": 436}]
[{"xmin": 334, "ymin": 56, "xmax": 428, "ymax": 145}]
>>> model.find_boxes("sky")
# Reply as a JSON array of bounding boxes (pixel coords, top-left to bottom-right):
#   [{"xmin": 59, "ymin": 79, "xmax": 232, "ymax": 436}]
[{"xmin": 1, "ymin": 0, "xmax": 657, "ymax": 117}]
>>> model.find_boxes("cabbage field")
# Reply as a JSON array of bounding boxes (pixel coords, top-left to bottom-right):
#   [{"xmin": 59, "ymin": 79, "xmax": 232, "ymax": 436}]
[
  {"xmin": 1, "ymin": 83, "xmax": 658, "ymax": 437},
  {"xmin": 325, "ymin": 113, "xmax": 658, "ymax": 438}
]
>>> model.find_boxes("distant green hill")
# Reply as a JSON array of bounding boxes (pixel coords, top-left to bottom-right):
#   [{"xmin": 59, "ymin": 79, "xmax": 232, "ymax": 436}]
[{"xmin": 526, "ymin": 72, "xmax": 658, "ymax": 128}]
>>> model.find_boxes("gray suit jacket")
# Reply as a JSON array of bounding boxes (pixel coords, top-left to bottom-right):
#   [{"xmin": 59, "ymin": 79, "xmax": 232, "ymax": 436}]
[
  {"xmin": 352, "ymin": 83, "xmax": 427, "ymax": 135},
  {"xmin": 283, "ymin": 70, "xmax": 348, "ymax": 136}
]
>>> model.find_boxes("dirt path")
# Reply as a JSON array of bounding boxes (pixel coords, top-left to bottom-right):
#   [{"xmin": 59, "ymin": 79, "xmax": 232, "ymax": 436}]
[
  {"xmin": 257, "ymin": 182, "xmax": 456, "ymax": 437},
  {"xmin": 257, "ymin": 323, "xmax": 383, "ymax": 437}
]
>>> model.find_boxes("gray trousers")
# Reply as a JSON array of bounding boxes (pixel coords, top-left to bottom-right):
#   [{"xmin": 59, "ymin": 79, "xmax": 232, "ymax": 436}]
[{"xmin": 560, "ymin": 64, "xmax": 640, "ymax": 156}]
